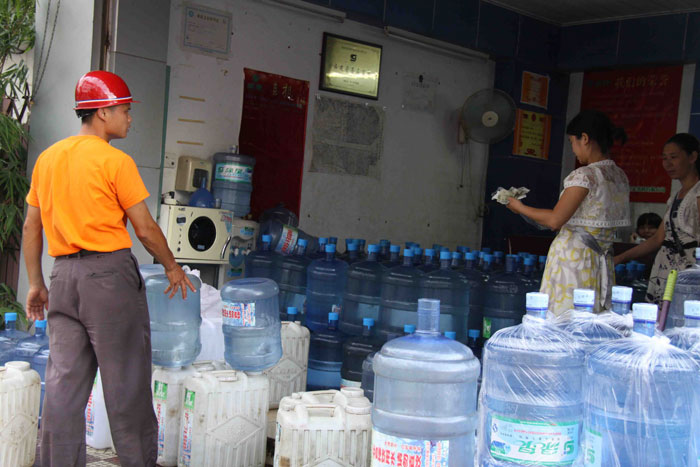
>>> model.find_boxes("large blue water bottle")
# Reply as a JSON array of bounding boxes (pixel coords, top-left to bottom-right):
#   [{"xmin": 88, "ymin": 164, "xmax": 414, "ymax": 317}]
[
  {"xmin": 521, "ymin": 256, "xmax": 540, "ymax": 290},
  {"xmin": 305, "ymin": 244, "xmax": 349, "ymax": 333},
  {"xmin": 418, "ymin": 248, "xmax": 438, "ymax": 273},
  {"xmin": 582, "ymin": 303, "xmax": 699, "ymax": 466},
  {"xmin": 666, "ymin": 300, "xmax": 700, "ymax": 352},
  {"xmin": 372, "ymin": 298, "xmax": 481, "ymax": 466},
  {"xmin": 419, "ymin": 251, "xmax": 470, "ymax": 339},
  {"xmin": 481, "ymin": 255, "xmax": 528, "ymax": 340},
  {"xmin": 275, "ymin": 238, "xmax": 310, "ymax": 318},
  {"xmin": 377, "ymin": 249, "xmax": 422, "ymax": 339},
  {"xmin": 340, "ymin": 244, "xmax": 383, "ymax": 335},
  {"xmin": 378, "ymin": 240, "xmax": 391, "ymax": 261},
  {"xmin": 381, "ymin": 245, "xmax": 401, "ymax": 268},
  {"xmin": 15, "ymin": 319, "xmax": 50, "ymax": 362},
  {"xmin": 345, "ymin": 242, "xmax": 360, "ymax": 264},
  {"xmin": 561, "ymin": 289, "xmax": 622, "ymax": 351},
  {"xmin": 478, "ymin": 292, "xmax": 585, "ymax": 466},
  {"xmin": 244, "ymin": 234, "xmax": 277, "ymax": 279},
  {"xmin": 669, "ymin": 247, "xmax": 700, "ymax": 328},
  {"xmin": 307, "ymin": 312, "xmax": 344, "ymax": 390},
  {"xmin": 0, "ymin": 312, "xmax": 30, "ymax": 343},
  {"xmin": 145, "ymin": 274, "xmax": 202, "ymax": 367},
  {"xmin": 340, "ymin": 318, "xmax": 382, "ymax": 388},
  {"xmin": 220, "ymin": 277, "xmax": 282, "ymax": 371},
  {"xmin": 32, "ymin": 345, "xmax": 50, "ymax": 424},
  {"xmin": 309, "ymin": 237, "xmax": 328, "ymax": 260},
  {"xmin": 460, "ymin": 252, "xmax": 486, "ymax": 334}
]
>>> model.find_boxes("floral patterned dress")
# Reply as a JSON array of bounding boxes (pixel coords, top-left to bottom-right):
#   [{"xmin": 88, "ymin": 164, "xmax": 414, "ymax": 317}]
[
  {"xmin": 646, "ymin": 180, "xmax": 700, "ymax": 303},
  {"xmin": 540, "ymin": 160, "xmax": 631, "ymax": 316}
]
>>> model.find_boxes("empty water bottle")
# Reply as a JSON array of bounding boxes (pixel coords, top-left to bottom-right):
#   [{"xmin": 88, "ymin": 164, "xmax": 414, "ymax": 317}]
[
  {"xmin": 356, "ymin": 239, "xmax": 367, "ymax": 259},
  {"xmin": 305, "ymin": 244, "xmax": 349, "ymax": 333},
  {"xmin": 451, "ymin": 251, "xmax": 463, "ymax": 270},
  {"xmin": 665, "ymin": 300, "xmax": 700, "ymax": 352},
  {"xmin": 220, "ymin": 278, "xmax": 282, "ymax": 371},
  {"xmin": 669, "ymin": 247, "xmax": 700, "ymax": 328},
  {"xmin": 377, "ymin": 249, "xmax": 422, "ymax": 339},
  {"xmin": 275, "ymin": 238, "xmax": 310, "ymax": 318},
  {"xmin": 307, "ymin": 312, "xmax": 344, "ymax": 390},
  {"xmin": 345, "ymin": 242, "xmax": 360, "ymax": 264},
  {"xmin": 341, "ymin": 318, "xmax": 382, "ymax": 388},
  {"xmin": 378, "ymin": 240, "xmax": 391, "ymax": 261},
  {"xmin": 361, "ymin": 352, "xmax": 376, "ymax": 402},
  {"xmin": 382, "ymin": 245, "xmax": 401, "ymax": 268},
  {"xmin": 582, "ymin": 303, "xmax": 699, "ymax": 466},
  {"xmin": 599, "ymin": 286, "xmax": 634, "ymax": 336},
  {"xmin": 412, "ymin": 247, "xmax": 423, "ymax": 266},
  {"xmin": 467, "ymin": 329, "xmax": 481, "ymax": 359},
  {"xmin": 15, "ymin": 320, "xmax": 49, "ymax": 362},
  {"xmin": 418, "ymin": 249, "xmax": 438, "ymax": 273},
  {"xmin": 258, "ymin": 219, "xmax": 320, "ymax": 256},
  {"xmin": 311, "ymin": 237, "xmax": 328, "ymax": 260},
  {"xmin": 0, "ymin": 312, "xmax": 29, "ymax": 344},
  {"xmin": 341, "ymin": 244, "xmax": 383, "ymax": 335},
  {"xmin": 561, "ymin": 290, "xmax": 622, "ymax": 352},
  {"xmin": 372, "ymin": 299, "xmax": 481, "ymax": 466},
  {"xmin": 521, "ymin": 256, "xmax": 540, "ymax": 290},
  {"xmin": 145, "ymin": 274, "xmax": 202, "ymax": 367},
  {"xmin": 478, "ymin": 292, "xmax": 585, "ymax": 466},
  {"xmin": 244, "ymin": 234, "xmax": 277, "ymax": 279},
  {"xmin": 481, "ymin": 255, "xmax": 528, "ymax": 341},
  {"xmin": 211, "ymin": 150, "xmax": 255, "ymax": 217}
]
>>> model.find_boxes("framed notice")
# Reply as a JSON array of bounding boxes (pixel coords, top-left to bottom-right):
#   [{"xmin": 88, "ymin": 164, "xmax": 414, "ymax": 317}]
[
  {"xmin": 513, "ymin": 109, "xmax": 552, "ymax": 160},
  {"xmin": 521, "ymin": 71, "xmax": 549, "ymax": 109},
  {"xmin": 182, "ymin": 3, "xmax": 232, "ymax": 58},
  {"xmin": 319, "ymin": 33, "xmax": 383, "ymax": 100}
]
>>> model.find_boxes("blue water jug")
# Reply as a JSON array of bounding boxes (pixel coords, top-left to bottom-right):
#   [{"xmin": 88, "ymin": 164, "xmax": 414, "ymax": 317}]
[
  {"xmin": 341, "ymin": 244, "xmax": 383, "ymax": 335},
  {"xmin": 582, "ymin": 303, "xmax": 699, "ymax": 466},
  {"xmin": 139, "ymin": 263, "xmax": 165, "ymax": 281},
  {"xmin": 478, "ymin": 292, "xmax": 585, "ymax": 466},
  {"xmin": 328, "ymin": 236, "xmax": 338, "ymax": 245},
  {"xmin": 307, "ymin": 312, "xmax": 344, "ymax": 390},
  {"xmin": 32, "ymin": 345, "xmax": 50, "ymax": 424},
  {"xmin": 305, "ymin": 244, "xmax": 348, "ymax": 333},
  {"xmin": 521, "ymin": 256, "xmax": 540, "ymax": 291},
  {"xmin": 15, "ymin": 319, "xmax": 49, "ymax": 362},
  {"xmin": 418, "ymin": 251, "xmax": 470, "ymax": 340},
  {"xmin": 345, "ymin": 242, "xmax": 360, "ymax": 264},
  {"xmin": 0, "ymin": 312, "xmax": 30, "ymax": 343},
  {"xmin": 669, "ymin": 247, "xmax": 700, "ymax": 328},
  {"xmin": 257, "ymin": 219, "xmax": 320, "ymax": 256},
  {"xmin": 372, "ymin": 298, "xmax": 481, "ymax": 466},
  {"xmin": 212, "ymin": 150, "xmax": 255, "ymax": 217},
  {"xmin": 417, "ymin": 249, "xmax": 438, "ymax": 273},
  {"xmin": 220, "ymin": 278, "xmax": 282, "ymax": 371},
  {"xmin": 310, "ymin": 237, "xmax": 328, "ymax": 260},
  {"xmin": 460, "ymin": 252, "xmax": 486, "ymax": 336},
  {"xmin": 481, "ymin": 255, "xmax": 528, "ymax": 340},
  {"xmin": 188, "ymin": 177, "xmax": 215, "ymax": 208},
  {"xmin": 244, "ymin": 234, "xmax": 277, "ymax": 279},
  {"xmin": 599, "ymin": 285, "xmax": 634, "ymax": 337},
  {"xmin": 493, "ymin": 251, "xmax": 505, "ymax": 270},
  {"xmin": 361, "ymin": 352, "xmax": 376, "ymax": 402},
  {"xmin": 275, "ymin": 238, "xmax": 310, "ymax": 318},
  {"xmin": 340, "ymin": 318, "xmax": 382, "ymax": 388},
  {"xmin": 666, "ymin": 300, "xmax": 700, "ymax": 352},
  {"xmin": 562, "ymin": 289, "xmax": 622, "ymax": 351},
  {"xmin": 145, "ymin": 274, "xmax": 202, "ymax": 367},
  {"xmin": 378, "ymin": 240, "xmax": 391, "ymax": 261},
  {"xmin": 377, "ymin": 249, "xmax": 422, "ymax": 339},
  {"xmin": 450, "ymin": 251, "xmax": 463, "ymax": 270},
  {"xmin": 381, "ymin": 245, "xmax": 401, "ymax": 268}
]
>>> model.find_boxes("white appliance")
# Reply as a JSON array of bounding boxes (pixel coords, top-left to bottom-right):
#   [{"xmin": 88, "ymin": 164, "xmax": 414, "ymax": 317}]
[{"xmin": 159, "ymin": 205, "xmax": 235, "ymax": 264}]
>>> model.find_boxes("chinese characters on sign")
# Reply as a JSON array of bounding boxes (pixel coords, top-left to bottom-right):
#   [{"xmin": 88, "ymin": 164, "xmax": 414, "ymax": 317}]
[
  {"xmin": 513, "ymin": 109, "xmax": 552, "ymax": 160},
  {"xmin": 520, "ymin": 71, "xmax": 549, "ymax": 109},
  {"xmin": 182, "ymin": 4, "xmax": 231, "ymax": 58},
  {"xmin": 580, "ymin": 65, "xmax": 683, "ymax": 203},
  {"xmin": 320, "ymin": 33, "xmax": 383, "ymax": 99}
]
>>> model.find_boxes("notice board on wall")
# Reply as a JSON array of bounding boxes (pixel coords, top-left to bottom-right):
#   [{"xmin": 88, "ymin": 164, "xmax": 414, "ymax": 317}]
[
  {"xmin": 239, "ymin": 69, "xmax": 309, "ymax": 219},
  {"xmin": 580, "ymin": 66, "xmax": 683, "ymax": 203},
  {"xmin": 513, "ymin": 109, "xmax": 551, "ymax": 160}
]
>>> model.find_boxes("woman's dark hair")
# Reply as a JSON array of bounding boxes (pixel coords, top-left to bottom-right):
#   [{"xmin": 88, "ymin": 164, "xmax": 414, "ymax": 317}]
[
  {"xmin": 636, "ymin": 212, "xmax": 662, "ymax": 230},
  {"xmin": 665, "ymin": 132, "xmax": 700, "ymax": 174},
  {"xmin": 566, "ymin": 109, "xmax": 627, "ymax": 154}
]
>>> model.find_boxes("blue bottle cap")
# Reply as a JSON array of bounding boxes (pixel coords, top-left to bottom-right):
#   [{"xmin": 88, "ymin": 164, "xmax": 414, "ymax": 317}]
[
  {"xmin": 451, "ymin": 252, "xmax": 461, "ymax": 259},
  {"xmin": 465, "ymin": 252, "xmax": 477, "ymax": 260},
  {"xmin": 626, "ymin": 263, "xmax": 635, "ymax": 271},
  {"xmin": 468, "ymin": 329, "xmax": 480, "ymax": 339},
  {"xmin": 319, "ymin": 237, "xmax": 328, "ymax": 244},
  {"xmin": 425, "ymin": 249, "xmax": 435, "ymax": 256},
  {"xmin": 297, "ymin": 238, "xmax": 308, "ymax": 247},
  {"xmin": 615, "ymin": 264, "xmax": 626, "ymax": 273},
  {"xmin": 445, "ymin": 331, "xmax": 457, "ymax": 339},
  {"xmin": 484, "ymin": 254, "xmax": 493, "ymax": 262},
  {"xmin": 472, "ymin": 250, "xmax": 480, "ymax": 256},
  {"xmin": 539, "ymin": 255, "xmax": 547, "ymax": 262},
  {"xmin": 636, "ymin": 263, "xmax": 646, "ymax": 271},
  {"xmin": 390, "ymin": 245, "xmax": 401, "ymax": 253},
  {"xmin": 368, "ymin": 244, "xmax": 380, "ymax": 253},
  {"xmin": 325, "ymin": 244, "xmax": 336, "ymax": 253},
  {"xmin": 287, "ymin": 307, "xmax": 298, "ymax": 316},
  {"xmin": 328, "ymin": 312, "xmax": 339, "ymax": 321},
  {"xmin": 5, "ymin": 312, "xmax": 17, "ymax": 321},
  {"xmin": 440, "ymin": 251, "xmax": 451, "ymax": 260},
  {"xmin": 518, "ymin": 251, "xmax": 528, "ymax": 257},
  {"xmin": 403, "ymin": 249, "xmax": 414, "ymax": 257},
  {"xmin": 413, "ymin": 247, "xmax": 423, "ymax": 255},
  {"xmin": 347, "ymin": 242, "xmax": 358, "ymax": 251},
  {"xmin": 524, "ymin": 257, "xmax": 535, "ymax": 265},
  {"xmin": 262, "ymin": 234, "xmax": 272, "ymax": 243},
  {"xmin": 35, "ymin": 320, "xmax": 47, "ymax": 328},
  {"xmin": 404, "ymin": 324, "xmax": 416, "ymax": 333},
  {"xmin": 494, "ymin": 251, "xmax": 504, "ymax": 258},
  {"xmin": 363, "ymin": 318, "xmax": 375, "ymax": 327}
]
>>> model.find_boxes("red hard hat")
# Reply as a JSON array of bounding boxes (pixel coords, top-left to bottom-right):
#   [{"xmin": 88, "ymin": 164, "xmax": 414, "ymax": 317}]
[{"xmin": 74, "ymin": 71, "xmax": 139, "ymax": 110}]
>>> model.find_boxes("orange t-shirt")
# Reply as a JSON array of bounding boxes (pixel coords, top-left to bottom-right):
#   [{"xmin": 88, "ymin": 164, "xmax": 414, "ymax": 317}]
[{"xmin": 26, "ymin": 135, "xmax": 149, "ymax": 257}]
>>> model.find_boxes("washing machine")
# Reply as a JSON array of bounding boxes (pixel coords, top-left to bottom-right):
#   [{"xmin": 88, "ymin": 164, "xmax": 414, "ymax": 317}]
[{"xmin": 158, "ymin": 205, "xmax": 234, "ymax": 264}]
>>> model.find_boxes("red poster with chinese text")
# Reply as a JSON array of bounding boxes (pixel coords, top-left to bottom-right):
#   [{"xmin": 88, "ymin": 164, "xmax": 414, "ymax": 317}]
[
  {"xmin": 580, "ymin": 66, "xmax": 682, "ymax": 203},
  {"xmin": 239, "ymin": 68, "xmax": 309, "ymax": 219}
]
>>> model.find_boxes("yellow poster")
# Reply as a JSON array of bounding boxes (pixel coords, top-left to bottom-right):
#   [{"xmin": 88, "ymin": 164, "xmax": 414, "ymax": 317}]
[{"xmin": 513, "ymin": 109, "xmax": 551, "ymax": 160}]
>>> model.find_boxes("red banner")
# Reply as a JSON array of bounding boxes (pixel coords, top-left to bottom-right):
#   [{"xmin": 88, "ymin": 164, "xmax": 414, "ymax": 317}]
[
  {"xmin": 580, "ymin": 66, "xmax": 683, "ymax": 203},
  {"xmin": 239, "ymin": 69, "xmax": 309, "ymax": 219}
]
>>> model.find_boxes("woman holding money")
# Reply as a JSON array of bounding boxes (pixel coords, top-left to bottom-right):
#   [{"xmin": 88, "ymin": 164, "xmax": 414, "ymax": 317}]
[{"xmin": 506, "ymin": 110, "xmax": 630, "ymax": 315}]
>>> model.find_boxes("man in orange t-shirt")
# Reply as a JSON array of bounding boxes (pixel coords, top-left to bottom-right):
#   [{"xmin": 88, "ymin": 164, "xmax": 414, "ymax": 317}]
[{"xmin": 23, "ymin": 71, "xmax": 194, "ymax": 467}]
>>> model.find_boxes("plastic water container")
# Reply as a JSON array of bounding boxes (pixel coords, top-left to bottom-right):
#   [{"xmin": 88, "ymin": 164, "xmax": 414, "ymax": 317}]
[
  {"xmin": 377, "ymin": 249, "xmax": 422, "ymax": 339},
  {"xmin": 599, "ymin": 285, "xmax": 634, "ymax": 336},
  {"xmin": 152, "ymin": 365, "xmax": 198, "ymax": 466},
  {"xmin": 460, "ymin": 252, "xmax": 487, "ymax": 336},
  {"xmin": 417, "ymin": 248, "xmax": 438, "ymax": 273},
  {"xmin": 145, "ymin": 274, "xmax": 202, "ymax": 367},
  {"xmin": 275, "ymin": 388, "xmax": 372, "ymax": 467},
  {"xmin": 244, "ymin": 234, "xmax": 277, "ymax": 279},
  {"xmin": 561, "ymin": 290, "xmax": 622, "ymax": 352},
  {"xmin": 380, "ymin": 244, "xmax": 400, "ymax": 268},
  {"xmin": 481, "ymin": 255, "xmax": 528, "ymax": 341},
  {"xmin": 666, "ymin": 300, "xmax": 700, "ymax": 353},
  {"xmin": 361, "ymin": 352, "xmax": 376, "ymax": 402},
  {"xmin": 307, "ymin": 312, "xmax": 344, "ymax": 390},
  {"xmin": 220, "ymin": 278, "xmax": 282, "ymax": 372},
  {"xmin": 341, "ymin": 318, "xmax": 382, "ymax": 388},
  {"xmin": 378, "ymin": 239, "xmax": 391, "ymax": 261},
  {"xmin": 582, "ymin": 303, "xmax": 700, "ymax": 466},
  {"xmin": 179, "ymin": 370, "xmax": 268, "ymax": 467},
  {"xmin": 669, "ymin": 247, "xmax": 700, "ymax": 328},
  {"xmin": 419, "ymin": 251, "xmax": 470, "ymax": 340},
  {"xmin": 258, "ymin": 219, "xmax": 319, "ymax": 256},
  {"xmin": 139, "ymin": 263, "xmax": 165, "ymax": 280},
  {"xmin": 521, "ymin": 256, "xmax": 540, "ymax": 290},
  {"xmin": 305, "ymin": 244, "xmax": 349, "ymax": 333},
  {"xmin": 211, "ymin": 151, "xmax": 255, "ymax": 217},
  {"xmin": 31, "ymin": 346, "xmax": 49, "ymax": 423},
  {"xmin": 275, "ymin": 239, "xmax": 310, "ymax": 318},
  {"xmin": 0, "ymin": 313, "xmax": 29, "ymax": 345},
  {"xmin": 262, "ymin": 310, "xmax": 310, "ymax": 409},
  {"xmin": 86, "ymin": 369, "xmax": 112, "ymax": 449},
  {"xmin": 411, "ymin": 247, "xmax": 423, "ymax": 266},
  {"xmin": 478, "ymin": 292, "xmax": 585, "ymax": 466},
  {"xmin": 0, "ymin": 361, "xmax": 41, "ymax": 466},
  {"xmin": 14, "ymin": 320, "xmax": 49, "ymax": 363},
  {"xmin": 372, "ymin": 298, "xmax": 481, "ymax": 466},
  {"xmin": 341, "ymin": 244, "xmax": 383, "ymax": 335}
]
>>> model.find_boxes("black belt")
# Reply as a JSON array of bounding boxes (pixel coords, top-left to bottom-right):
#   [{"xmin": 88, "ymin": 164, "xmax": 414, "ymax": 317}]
[
  {"xmin": 662, "ymin": 240, "xmax": 698, "ymax": 254},
  {"xmin": 57, "ymin": 250, "xmax": 113, "ymax": 259}
]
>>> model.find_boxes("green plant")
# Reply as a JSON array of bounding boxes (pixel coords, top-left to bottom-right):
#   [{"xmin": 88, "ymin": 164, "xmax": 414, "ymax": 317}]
[{"xmin": 0, "ymin": 283, "xmax": 26, "ymax": 328}]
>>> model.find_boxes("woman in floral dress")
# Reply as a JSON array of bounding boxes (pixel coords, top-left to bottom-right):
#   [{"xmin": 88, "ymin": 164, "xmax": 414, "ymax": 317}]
[{"xmin": 506, "ymin": 110, "xmax": 630, "ymax": 316}]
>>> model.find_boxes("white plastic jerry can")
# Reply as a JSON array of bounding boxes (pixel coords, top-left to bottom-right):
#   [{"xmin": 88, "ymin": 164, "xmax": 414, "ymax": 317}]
[
  {"xmin": 178, "ymin": 370, "xmax": 269, "ymax": 467},
  {"xmin": 0, "ymin": 362, "xmax": 41, "ymax": 467},
  {"xmin": 262, "ymin": 320, "xmax": 310, "ymax": 409},
  {"xmin": 274, "ymin": 388, "xmax": 372, "ymax": 467},
  {"xmin": 152, "ymin": 365, "xmax": 197, "ymax": 466},
  {"xmin": 86, "ymin": 369, "xmax": 113, "ymax": 449}
]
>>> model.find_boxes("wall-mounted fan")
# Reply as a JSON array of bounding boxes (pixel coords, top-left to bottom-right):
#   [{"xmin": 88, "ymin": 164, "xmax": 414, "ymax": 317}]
[{"xmin": 459, "ymin": 89, "xmax": 516, "ymax": 144}]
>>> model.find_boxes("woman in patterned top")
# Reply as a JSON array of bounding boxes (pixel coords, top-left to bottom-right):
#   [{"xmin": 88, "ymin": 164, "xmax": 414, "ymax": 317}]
[
  {"xmin": 615, "ymin": 133, "xmax": 700, "ymax": 304},
  {"xmin": 506, "ymin": 110, "xmax": 630, "ymax": 316}
]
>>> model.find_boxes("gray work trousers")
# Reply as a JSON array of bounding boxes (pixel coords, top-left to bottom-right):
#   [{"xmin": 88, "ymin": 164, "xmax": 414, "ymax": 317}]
[{"xmin": 41, "ymin": 249, "xmax": 157, "ymax": 466}]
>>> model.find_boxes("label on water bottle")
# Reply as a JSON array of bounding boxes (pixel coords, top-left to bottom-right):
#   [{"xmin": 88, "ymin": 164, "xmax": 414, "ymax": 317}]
[
  {"xmin": 483, "ymin": 317, "xmax": 492, "ymax": 339},
  {"xmin": 489, "ymin": 415, "xmax": 579, "ymax": 465},
  {"xmin": 154, "ymin": 381, "xmax": 168, "ymax": 458},
  {"xmin": 222, "ymin": 301, "xmax": 256, "ymax": 327},
  {"xmin": 214, "ymin": 162, "xmax": 253, "ymax": 183},
  {"xmin": 180, "ymin": 389, "xmax": 195, "ymax": 466},
  {"xmin": 275, "ymin": 225, "xmax": 299, "ymax": 255},
  {"xmin": 371, "ymin": 428, "xmax": 449, "ymax": 466},
  {"xmin": 340, "ymin": 378, "xmax": 361, "ymax": 389},
  {"xmin": 582, "ymin": 428, "xmax": 603, "ymax": 467}
]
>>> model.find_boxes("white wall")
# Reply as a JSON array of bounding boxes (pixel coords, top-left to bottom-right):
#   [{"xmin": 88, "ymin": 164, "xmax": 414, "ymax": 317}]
[
  {"xmin": 561, "ymin": 64, "xmax": 696, "ymax": 240},
  {"xmin": 162, "ymin": 0, "xmax": 493, "ymax": 250}
]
